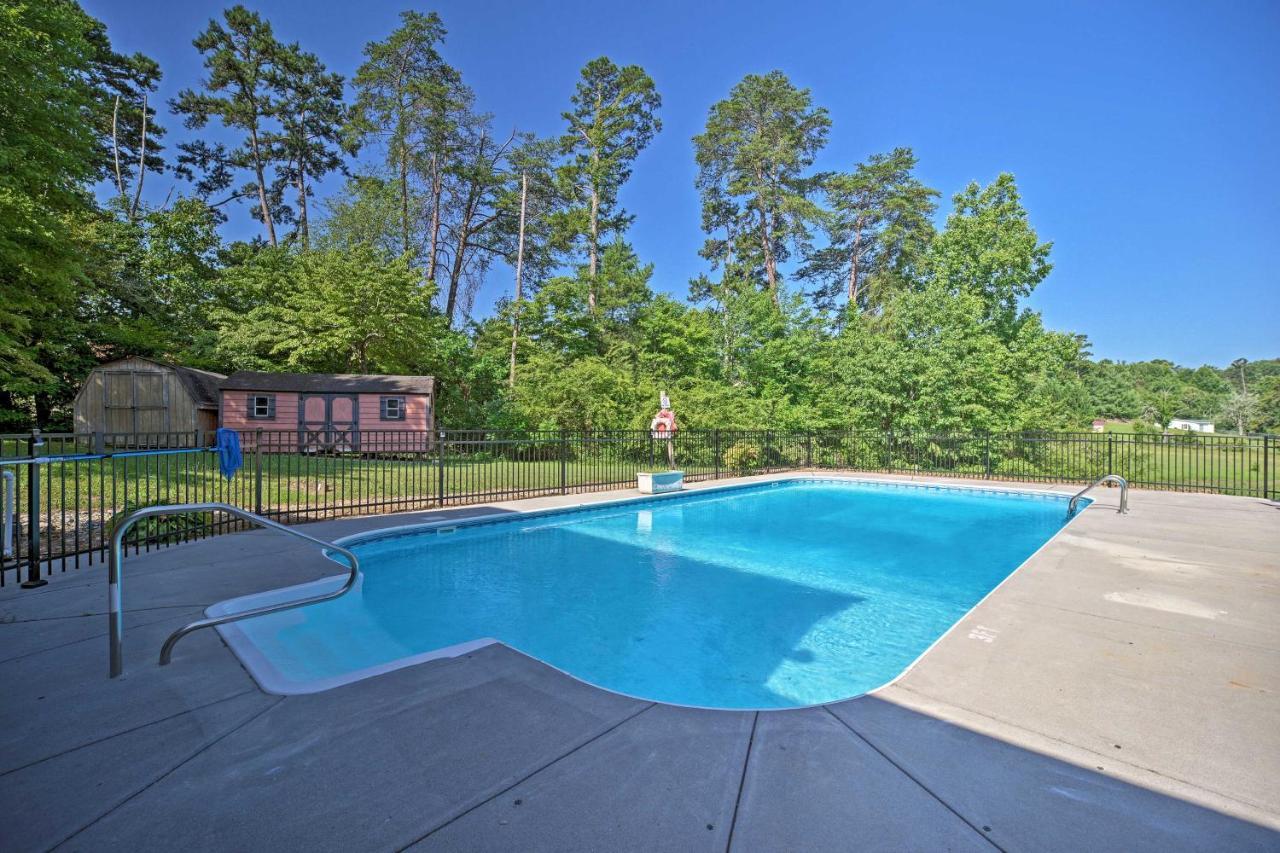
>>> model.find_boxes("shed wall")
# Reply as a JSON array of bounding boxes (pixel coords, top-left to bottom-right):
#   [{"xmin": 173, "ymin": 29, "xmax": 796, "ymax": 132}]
[
  {"xmin": 220, "ymin": 390, "xmax": 433, "ymax": 433},
  {"xmin": 220, "ymin": 386, "xmax": 435, "ymax": 448},
  {"xmin": 73, "ymin": 357, "xmax": 203, "ymax": 435},
  {"xmin": 220, "ymin": 391, "xmax": 301, "ymax": 432}
]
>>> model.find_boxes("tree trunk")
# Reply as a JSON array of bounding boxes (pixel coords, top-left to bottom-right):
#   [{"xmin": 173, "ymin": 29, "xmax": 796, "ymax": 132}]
[
  {"xmin": 588, "ymin": 183, "xmax": 599, "ymax": 313},
  {"xmin": 759, "ymin": 204, "xmax": 778, "ymax": 306},
  {"xmin": 34, "ymin": 392, "xmax": 53, "ymax": 431},
  {"xmin": 249, "ymin": 124, "xmax": 276, "ymax": 246},
  {"xmin": 395, "ymin": 71, "xmax": 410, "ymax": 258},
  {"xmin": 445, "ymin": 237, "xmax": 464, "ymax": 324},
  {"xmin": 128, "ymin": 94, "xmax": 148, "ymax": 221},
  {"xmin": 427, "ymin": 154, "xmax": 442, "ymax": 283},
  {"xmin": 111, "ymin": 96, "xmax": 126, "ymax": 202},
  {"xmin": 848, "ymin": 226, "xmax": 863, "ymax": 307},
  {"xmin": 296, "ymin": 170, "xmax": 309, "ymax": 249},
  {"xmin": 399, "ymin": 148, "xmax": 410, "ymax": 256},
  {"xmin": 587, "ymin": 91, "xmax": 601, "ymax": 313},
  {"xmin": 509, "ymin": 172, "xmax": 527, "ymax": 388},
  {"xmin": 445, "ymin": 194, "xmax": 476, "ymax": 326}
]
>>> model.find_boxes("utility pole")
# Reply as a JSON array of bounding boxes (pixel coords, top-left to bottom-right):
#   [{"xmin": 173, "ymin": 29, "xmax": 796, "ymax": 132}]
[
  {"xmin": 509, "ymin": 172, "xmax": 528, "ymax": 388},
  {"xmin": 1232, "ymin": 357, "xmax": 1249, "ymax": 394}
]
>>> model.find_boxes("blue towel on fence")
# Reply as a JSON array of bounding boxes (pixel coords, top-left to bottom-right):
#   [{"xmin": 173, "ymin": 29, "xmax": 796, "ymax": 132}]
[{"xmin": 215, "ymin": 428, "xmax": 243, "ymax": 480}]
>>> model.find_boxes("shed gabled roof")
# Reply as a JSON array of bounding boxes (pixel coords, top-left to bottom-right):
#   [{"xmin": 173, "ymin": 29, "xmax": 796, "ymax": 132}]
[
  {"xmin": 220, "ymin": 372, "xmax": 435, "ymax": 395},
  {"xmin": 172, "ymin": 366, "xmax": 226, "ymax": 410},
  {"xmin": 87, "ymin": 356, "xmax": 226, "ymax": 410}
]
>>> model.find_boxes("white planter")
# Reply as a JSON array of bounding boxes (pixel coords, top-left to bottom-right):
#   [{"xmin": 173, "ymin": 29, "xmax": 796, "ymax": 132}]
[{"xmin": 637, "ymin": 470, "xmax": 684, "ymax": 494}]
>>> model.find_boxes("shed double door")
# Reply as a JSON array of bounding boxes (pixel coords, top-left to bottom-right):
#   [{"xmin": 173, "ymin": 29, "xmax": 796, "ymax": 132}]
[
  {"xmin": 298, "ymin": 394, "xmax": 359, "ymax": 451},
  {"xmin": 102, "ymin": 370, "xmax": 169, "ymax": 433}
]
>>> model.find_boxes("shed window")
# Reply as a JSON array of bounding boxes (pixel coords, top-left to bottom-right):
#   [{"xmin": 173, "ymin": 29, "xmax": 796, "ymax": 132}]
[
  {"xmin": 380, "ymin": 396, "xmax": 406, "ymax": 421},
  {"xmin": 249, "ymin": 395, "xmax": 276, "ymax": 420}
]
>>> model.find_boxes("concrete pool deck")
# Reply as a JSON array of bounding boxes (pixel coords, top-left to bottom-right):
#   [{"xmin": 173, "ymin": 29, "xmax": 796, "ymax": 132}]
[{"xmin": 1, "ymin": 473, "xmax": 1277, "ymax": 851}]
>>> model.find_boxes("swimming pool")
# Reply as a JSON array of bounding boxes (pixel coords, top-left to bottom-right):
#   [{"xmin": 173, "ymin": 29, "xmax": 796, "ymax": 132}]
[{"xmin": 211, "ymin": 478, "xmax": 1086, "ymax": 708}]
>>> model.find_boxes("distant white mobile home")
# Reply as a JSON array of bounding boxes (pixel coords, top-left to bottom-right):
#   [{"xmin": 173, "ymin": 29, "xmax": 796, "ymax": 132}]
[{"xmin": 1167, "ymin": 418, "xmax": 1215, "ymax": 433}]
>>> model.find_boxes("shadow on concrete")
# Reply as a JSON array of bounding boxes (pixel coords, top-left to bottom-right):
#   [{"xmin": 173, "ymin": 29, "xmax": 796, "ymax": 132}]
[{"xmin": 816, "ymin": 694, "xmax": 1280, "ymax": 852}]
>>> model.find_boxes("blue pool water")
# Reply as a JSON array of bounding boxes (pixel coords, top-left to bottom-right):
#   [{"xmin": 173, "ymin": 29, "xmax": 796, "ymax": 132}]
[{"xmin": 213, "ymin": 479, "xmax": 1084, "ymax": 708}]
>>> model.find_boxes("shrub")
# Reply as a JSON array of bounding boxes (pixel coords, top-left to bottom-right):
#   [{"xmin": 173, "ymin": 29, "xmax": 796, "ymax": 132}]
[
  {"xmin": 722, "ymin": 440, "xmax": 762, "ymax": 473},
  {"xmin": 106, "ymin": 500, "xmax": 215, "ymax": 546}
]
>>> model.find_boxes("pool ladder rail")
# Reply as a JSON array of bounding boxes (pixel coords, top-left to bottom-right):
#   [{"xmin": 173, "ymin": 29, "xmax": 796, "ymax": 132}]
[
  {"xmin": 108, "ymin": 502, "xmax": 360, "ymax": 679},
  {"xmin": 1068, "ymin": 474, "xmax": 1129, "ymax": 517}
]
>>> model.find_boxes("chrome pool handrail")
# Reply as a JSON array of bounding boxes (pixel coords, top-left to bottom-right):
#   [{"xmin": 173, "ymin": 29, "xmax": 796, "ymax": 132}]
[
  {"xmin": 108, "ymin": 502, "xmax": 360, "ymax": 678},
  {"xmin": 1068, "ymin": 474, "xmax": 1128, "ymax": 516}
]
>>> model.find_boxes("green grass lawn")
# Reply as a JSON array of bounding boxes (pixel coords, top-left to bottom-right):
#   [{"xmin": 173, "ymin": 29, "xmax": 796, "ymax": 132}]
[{"xmin": 1102, "ymin": 421, "xmax": 1139, "ymax": 434}]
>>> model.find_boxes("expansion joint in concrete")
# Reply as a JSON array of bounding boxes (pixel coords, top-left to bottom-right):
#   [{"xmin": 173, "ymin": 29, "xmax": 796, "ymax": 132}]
[
  {"xmin": 51, "ymin": 695, "xmax": 285, "ymax": 850},
  {"xmin": 398, "ymin": 701, "xmax": 658, "ymax": 851},
  {"xmin": 724, "ymin": 711, "xmax": 759, "ymax": 852},
  {"xmin": 823, "ymin": 706, "xmax": 1006, "ymax": 852},
  {"xmin": 0, "ymin": 688, "xmax": 261, "ymax": 778}
]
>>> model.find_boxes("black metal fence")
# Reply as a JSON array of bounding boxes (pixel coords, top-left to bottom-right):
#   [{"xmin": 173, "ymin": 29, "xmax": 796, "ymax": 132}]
[{"xmin": 2, "ymin": 427, "xmax": 1276, "ymax": 587}]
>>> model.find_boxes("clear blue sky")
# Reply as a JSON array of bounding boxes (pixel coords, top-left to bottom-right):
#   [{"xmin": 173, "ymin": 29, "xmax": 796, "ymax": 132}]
[{"xmin": 86, "ymin": 0, "xmax": 1279, "ymax": 366}]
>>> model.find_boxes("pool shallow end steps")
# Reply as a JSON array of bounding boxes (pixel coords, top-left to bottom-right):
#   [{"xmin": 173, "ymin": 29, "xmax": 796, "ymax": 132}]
[
  {"xmin": 207, "ymin": 476, "xmax": 1092, "ymax": 706},
  {"xmin": 209, "ymin": 584, "xmax": 499, "ymax": 695}
]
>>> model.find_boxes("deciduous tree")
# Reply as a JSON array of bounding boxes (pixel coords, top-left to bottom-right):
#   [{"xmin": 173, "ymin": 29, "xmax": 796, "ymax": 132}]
[
  {"xmin": 0, "ymin": 0, "xmax": 100, "ymax": 425},
  {"xmin": 1221, "ymin": 390, "xmax": 1261, "ymax": 435},
  {"xmin": 213, "ymin": 246, "xmax": 443, "ymax": 373},
  {"xmin": 926, "ymin": 173, "xmax": 1052, "ymax": 338}
]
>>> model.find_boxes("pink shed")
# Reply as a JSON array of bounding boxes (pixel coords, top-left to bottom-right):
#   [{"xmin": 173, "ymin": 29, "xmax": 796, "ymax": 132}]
[{"xmin": 218, "ymin": 372, "xmax": 435, "ymax": 452}]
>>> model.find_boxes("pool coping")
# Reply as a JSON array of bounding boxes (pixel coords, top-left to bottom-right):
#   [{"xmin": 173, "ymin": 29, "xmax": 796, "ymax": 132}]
[{"xmin": 208, "ymin": 473, "xmax": 1095, "ymax": 705}]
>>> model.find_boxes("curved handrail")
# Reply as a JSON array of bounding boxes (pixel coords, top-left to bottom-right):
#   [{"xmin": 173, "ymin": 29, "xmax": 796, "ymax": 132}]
[
  {"xmin": 1068, "ymin": 474, "xmax": 1128, "ymax": 516},
  {"xmin": 108, "ymin": 502, "xmax": 360, "ymax": 678}
]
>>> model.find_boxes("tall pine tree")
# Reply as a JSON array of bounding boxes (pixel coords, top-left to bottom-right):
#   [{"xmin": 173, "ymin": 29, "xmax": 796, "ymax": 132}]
[
  {"xmin": 559, "ymin": 57, "xmax": 661, "ymax": 312},
  {"xmin": 693, "ymin": 71, "xmax": 829, "ymax": 307},
  {"xmin": 172, "ymin": 5, "xmax": 286, "ymax": 244}
]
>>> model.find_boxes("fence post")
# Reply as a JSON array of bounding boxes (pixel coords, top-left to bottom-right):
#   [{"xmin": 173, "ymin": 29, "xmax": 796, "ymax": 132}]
[
  {"xmin": 437, "ymin": 431, "xmax": 445, "ymax": 507},
  {"xmin": 886, "ymin": 430, "xmax": 894, "ymax": 474},
  {"xmin": 984, "ymin": 433, "xmax": 991, "ymax": 479},
  {"xmin": 560, "ymin": 431, "xmax": 568, "ymax": 495},
  {"xmin": 805, "ymin": 430, "xmax": 813, "ymax": 468},
  {"xmin": 713, "ymin": 429, "xmax": 720, "ymax": 480},
  {"xmin": 254, "ymin": 429, "xmax": 264, "ymax": 515},
  {"xmin": 22, "ymin": 429, "xmax": 46, "ymax": 588},
  {"xmin": 1107, "ymin": 435, "xmax": 1114, "ymax": 474},
  {"xmin": 764, "ymin": 431, "xmax": 772, "ymax": 474},
  {"xmin": 1264, "ymin": 435, "xmax": 1270, "ymax": 500}
]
